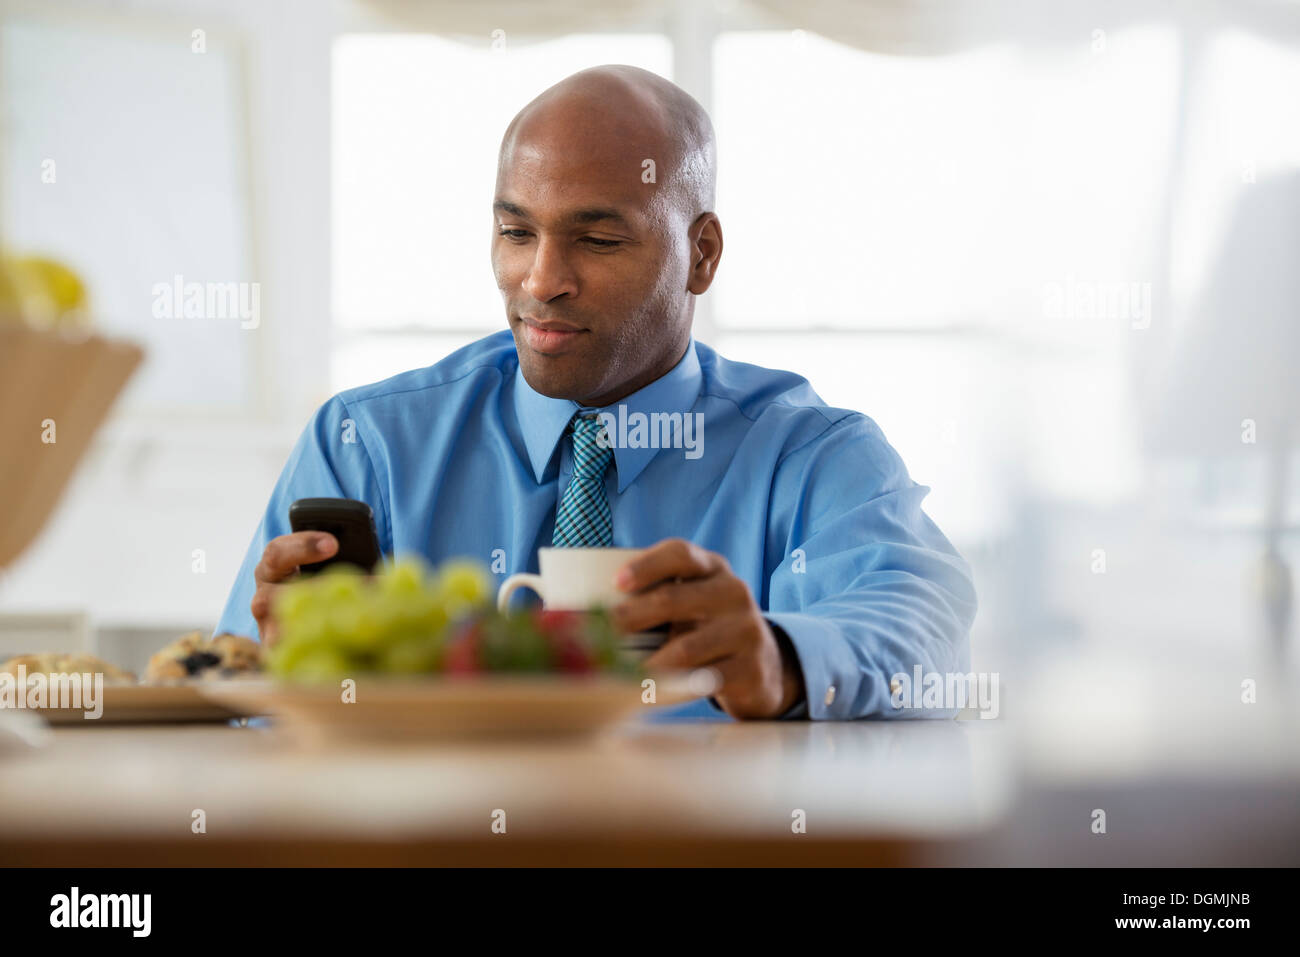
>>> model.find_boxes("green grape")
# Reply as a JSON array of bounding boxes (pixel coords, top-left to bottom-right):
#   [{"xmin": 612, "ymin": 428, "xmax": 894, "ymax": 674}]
[
  {"xmin": 272, "ymin": 581, "xmax": 314, "ymax": 623},
  {"xmin": 478, "ymin": 613, "xmax": 517, "ymax": 671},
  {"xmin": 288, "ymin": 646, "xmax": 354, "ymax": 682},
  {"xmin": 380, "ymin": 636, "xmax": 442, "ymax": 674},
  {"xmin": 583, "ymin": 607, "xmax": 618, "ymax": 665},
  {"xmin": 333, "ymin": 600, "xmax": 386, "ymax": 654},
  {"xmin": 267, "ymin": 632, "xmax": 330, "ymax": 676},
  {"xmin": 387, "ymin": 591, "xmax": 429, "ymax": 628},
  {"xmin": 420, "ymin": 604, "xmax": 450, "ymax": 637},
  {"xmin": 278, "ymin": 604, "xmax": 328, "ymax": 647},
  {"xmin": 504, "ymin": 612, "xmax": 551, "ymax": 672},
  {"xmin": 436, "ymin": 560, "xmax": 492, "ymax": 611},
  {"xmin": 314, "ymin": 565, "xmax": 365, "ymax": 609},
  {"xmin": 585, "ymin": 607, "xmax": 639, "ymax": 676},
  {"xmin": 378, "ymin": 556, "xmax": 428, "ymax": 598}
]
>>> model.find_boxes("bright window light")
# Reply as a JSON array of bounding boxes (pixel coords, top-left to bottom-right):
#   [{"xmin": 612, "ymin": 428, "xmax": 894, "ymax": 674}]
[{"xmin": 331, "ymin": 32, "xmax": 672, "ymax": 343}]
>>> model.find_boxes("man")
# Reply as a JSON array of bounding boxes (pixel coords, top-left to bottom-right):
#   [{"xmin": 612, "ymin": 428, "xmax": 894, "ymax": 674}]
[{"xmin": 215, "ymin": 65, "xmax": 976, "ymax": 720}]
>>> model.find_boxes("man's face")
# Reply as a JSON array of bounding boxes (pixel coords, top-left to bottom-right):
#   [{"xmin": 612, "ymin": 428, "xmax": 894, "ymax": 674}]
[{"xmin": 492, "ymin": 127, "xmax": 692, "ymax": 407}]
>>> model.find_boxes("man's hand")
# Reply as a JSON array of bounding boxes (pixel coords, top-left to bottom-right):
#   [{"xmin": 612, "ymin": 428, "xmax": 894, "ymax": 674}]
[
  {"xmin": 249, "ymin": 532, "xmax": 337, "ymax": 646},
  {"xmin": 612, "ymin": 538, "xmax": 805, "ymax": 719}
]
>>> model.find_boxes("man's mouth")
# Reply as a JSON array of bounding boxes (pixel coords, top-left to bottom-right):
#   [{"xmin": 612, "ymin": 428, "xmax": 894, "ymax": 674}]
[{"xmin": 518, "ymin": 316, "xmax": 587, "ymax": 355}]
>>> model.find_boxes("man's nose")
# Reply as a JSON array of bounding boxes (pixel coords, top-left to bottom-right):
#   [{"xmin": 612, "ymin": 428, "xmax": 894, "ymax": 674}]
[{"xmin": 522, "ymin": 236, "xmax": 579, "ymax": 302}]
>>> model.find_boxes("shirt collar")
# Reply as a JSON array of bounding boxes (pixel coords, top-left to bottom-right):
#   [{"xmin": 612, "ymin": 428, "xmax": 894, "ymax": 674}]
[{"xmin": 513, "ymin": 339, "xmax": 703, "ymax": 492}]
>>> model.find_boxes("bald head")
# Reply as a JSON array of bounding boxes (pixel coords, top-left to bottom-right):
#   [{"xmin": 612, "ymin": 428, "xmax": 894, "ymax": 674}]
[
  {"xmin": 491, "ymin": 65, "xmax": 724, "ymax": 407},
  {"xmin": 499, "ymin": 65, "xmax": 716, "ymax": 222}
]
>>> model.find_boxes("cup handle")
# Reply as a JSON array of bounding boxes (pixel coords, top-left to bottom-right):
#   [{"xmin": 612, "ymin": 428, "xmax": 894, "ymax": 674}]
[{"xmin": 497, "ymin": 573, "xmax": 545, "ymax": 612}]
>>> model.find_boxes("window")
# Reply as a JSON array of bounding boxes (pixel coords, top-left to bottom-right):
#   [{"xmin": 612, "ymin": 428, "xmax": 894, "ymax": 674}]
[
  {"xmin": 331, "ymin": 31, "xmax": 672, "ymax": 390},
  {"xmin": 329, "ymin": 21, "xmax": 1262, "ymax": 543},
  {"xmin": 1172, "ymin": 28, "xmax": 1300, "ymax": 312},
  {"xmin": 711, "ymin": 26, "xmax": 1179, "ymax": 531},
  {"xmin": 1, "ymin": 18, "xmax": 256, "ymax": 413}
]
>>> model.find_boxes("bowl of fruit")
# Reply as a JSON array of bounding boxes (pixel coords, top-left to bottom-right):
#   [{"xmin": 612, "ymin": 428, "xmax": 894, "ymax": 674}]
[{"xmin": 199, "ymin": 557, "xmax": 697, "ymax": 743}]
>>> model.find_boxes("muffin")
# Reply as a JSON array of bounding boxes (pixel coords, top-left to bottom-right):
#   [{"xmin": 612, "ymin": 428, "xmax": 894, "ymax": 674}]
[{"xmin": 146, "ymin": 631, "xmax": 263, "ymax": 682}]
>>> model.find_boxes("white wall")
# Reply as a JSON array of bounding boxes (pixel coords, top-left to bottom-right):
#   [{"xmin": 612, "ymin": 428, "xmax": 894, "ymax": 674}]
[{"xmin": 0, "ymin": 0, "xmax": 336, "ymax": 635}]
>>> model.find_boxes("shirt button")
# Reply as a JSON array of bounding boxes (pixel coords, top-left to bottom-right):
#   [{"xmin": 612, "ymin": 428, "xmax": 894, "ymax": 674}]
[{"xmin": 824, "ymin": 685, "xmax": 836, "ymax": 707}]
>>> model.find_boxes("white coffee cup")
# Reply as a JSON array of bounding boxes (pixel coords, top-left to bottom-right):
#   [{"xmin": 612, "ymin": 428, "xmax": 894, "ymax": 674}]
[{"xmin": 497, "ymin": 547, "xmax": 644, "ymax": 612}]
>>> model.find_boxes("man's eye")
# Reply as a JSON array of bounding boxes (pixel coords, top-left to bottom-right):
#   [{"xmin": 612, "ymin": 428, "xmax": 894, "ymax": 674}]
[
  {"xmin": 498, "ymin": 228, "xmax": 529, "ymax": 240},
  {"xmin": 582, "ymin": 237, "xmax": 622, "ymax": 249}
]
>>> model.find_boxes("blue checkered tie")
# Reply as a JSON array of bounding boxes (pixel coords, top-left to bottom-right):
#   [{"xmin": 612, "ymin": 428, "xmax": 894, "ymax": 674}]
[{"xmin": 552, "ymin": 414, "xmax": 614, "ymax": 547}]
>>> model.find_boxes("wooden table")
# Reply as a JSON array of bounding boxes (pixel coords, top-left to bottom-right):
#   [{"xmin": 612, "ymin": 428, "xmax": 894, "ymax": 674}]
[{"xmin": 0, "ymin": 714, "xmax": 1012, "ymax": 866}]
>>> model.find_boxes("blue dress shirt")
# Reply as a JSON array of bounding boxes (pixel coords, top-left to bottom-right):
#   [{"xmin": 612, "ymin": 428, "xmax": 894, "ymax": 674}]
[{"xmin": 214, "ymin": 331, "xmax": 977, "ymax": 720}]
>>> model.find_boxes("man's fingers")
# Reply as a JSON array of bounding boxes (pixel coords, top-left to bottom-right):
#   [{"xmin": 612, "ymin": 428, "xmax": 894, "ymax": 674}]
[
  {"xmin": 706, "ymin": 655, "xmax": 773, "ymax": 719},
  {"xmin": 251, "ymin": 532, "xmax": 336, "ymax": 646},
  {"xmin": 260, "ymin": 614, "xmax": 281, "ymax": 649},
  {"xmin": 647, "ymin": 649, "xmax": 759, "ymax": 719},
  {"xmin": 614, "ymin": 574, "xmax": 736, "ymax": 633},
  {"xmin": 615, "ymin": 538, "xmax": 725, "ymax": 593},
  {"xmin": 678, "ymin": 651, "xmax": 777, "ymax": 720},
  {"xmin": 642, "ymin": 616, "xmax": 741, "ymax": 672},
  {"xmin": 249, "ymin": 582, "xmax": 281, "ymax": 627},
  {"xmin": 254, "ymin": 532, "xmax": 337, "ymax": 583}
]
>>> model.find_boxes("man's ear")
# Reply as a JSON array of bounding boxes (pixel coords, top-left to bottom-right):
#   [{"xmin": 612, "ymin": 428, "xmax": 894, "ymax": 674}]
[{"xmin": 686, "ymin": 212, "xmax": 723, "ymax": 295}]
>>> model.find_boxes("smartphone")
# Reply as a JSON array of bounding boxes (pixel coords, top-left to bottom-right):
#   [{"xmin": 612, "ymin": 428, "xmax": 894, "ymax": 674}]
[{"xmin": 288, "ymin": 497, "xmax": 382, "ymax": 574}]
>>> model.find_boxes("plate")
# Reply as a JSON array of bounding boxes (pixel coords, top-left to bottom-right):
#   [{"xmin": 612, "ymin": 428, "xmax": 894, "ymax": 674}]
[
  {"xmin": 198, "ymin": 673, "xmax": 705, "ymax": 744},
  {"xmin": 30, "ymin": 682, "xmax": 265, "ymax": 725}
]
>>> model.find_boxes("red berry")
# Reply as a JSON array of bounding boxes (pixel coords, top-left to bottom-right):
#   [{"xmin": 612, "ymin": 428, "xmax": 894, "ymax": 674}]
[
  {"xmin": 538, "ymin": 611, "xmax": 593, "ymax": 672},
  {"xmin": 444, "ymin": 621, "xmax": 483, "ymax": 674},
  {"xmin": 540, "ymin": 609, "xmax": 580, "ymax": 637},
  {"xmin": 554, "ymin": 636, "xmax": 594, "ymax": 674}
]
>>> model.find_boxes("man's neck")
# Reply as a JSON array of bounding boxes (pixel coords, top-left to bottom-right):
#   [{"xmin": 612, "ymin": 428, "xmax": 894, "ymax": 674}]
[{"xmin": 582, "ymin": 338, "xmax": 690, "ymax": 408}]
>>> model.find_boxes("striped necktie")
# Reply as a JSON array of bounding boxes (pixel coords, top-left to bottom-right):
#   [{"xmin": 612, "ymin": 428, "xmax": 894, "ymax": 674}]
[{"xmin": 552, "ymin": 413, "xmax": 614, "ymax": 547}]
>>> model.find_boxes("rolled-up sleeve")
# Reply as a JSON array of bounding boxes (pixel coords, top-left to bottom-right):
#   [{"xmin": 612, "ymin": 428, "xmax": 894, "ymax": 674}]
[{"xmin": 764, "ymin": 414, "xmax": 977, "ymax": 720}]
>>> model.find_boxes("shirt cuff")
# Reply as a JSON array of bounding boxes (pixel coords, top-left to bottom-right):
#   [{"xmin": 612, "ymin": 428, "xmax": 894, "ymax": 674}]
[{"xmin": 763, "ymin": 611, "xmax": 854, "ymax": 720}]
